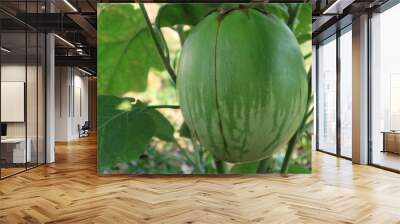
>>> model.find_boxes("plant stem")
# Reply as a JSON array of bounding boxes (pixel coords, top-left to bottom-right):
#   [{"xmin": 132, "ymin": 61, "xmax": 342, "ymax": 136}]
[
  {"xmin": 174, "ymin": 139, "xmax": 198, "ymax": 170},
  {"xmin": 197, "ymin": 145, "xmax": 205, "ymax": 173},
  {"xmin": 280, "ymin": 134, "xmax": 298, "ymax": 175},
  {"xmin": 304, "ymin": 52, "xmax": 312, "ymax": 60},
  {"xmin": 256, "ymin": 159, "xmax": 268, "ymax": 173},
  {"xmin": 257, "ymin": 157, "xmax": 275, "ymax": 173},
  {"xmin": 175, "ymin": 25, "xmax": 185, "ymax": 47},
  {"xmin": 190, "ymin": 135, "xmax": 205, "ymax": 173},
  {"xmin": 139, "ymin": 3, "xmax": 177, "ymax": 84},
  {"xmin": 214, "ymin": 159, "xmax": 226, "ymax": 174},
  {"xmin": 287, "ymin": 4, "xmax": 302, "ymax": 31},
  {"xmin": 147, "ymin": 105, "xmax": 180, "ymax": 109},
  {"xmin": 192, "ymin": 137, "xmax": 205, "ymax": 174},
  {"xmin": 306, "ymin": 107, "xmax": 314, "ymax": 120},
  {"xmin": 155, "ymin": 26, "xmax": 170, "ymax": 62}
]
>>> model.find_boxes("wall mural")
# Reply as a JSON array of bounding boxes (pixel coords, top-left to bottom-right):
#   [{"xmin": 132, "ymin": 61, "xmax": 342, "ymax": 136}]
[{"xmin": 97, "ymin": 3, "xmax": 312, "ymax": 174}]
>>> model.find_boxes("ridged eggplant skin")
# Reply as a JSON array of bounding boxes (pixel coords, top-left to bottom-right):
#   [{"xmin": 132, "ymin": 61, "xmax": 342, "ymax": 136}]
[{"xmin": 177, "ymin": 8, "xmax": 308, "ymax": 163}]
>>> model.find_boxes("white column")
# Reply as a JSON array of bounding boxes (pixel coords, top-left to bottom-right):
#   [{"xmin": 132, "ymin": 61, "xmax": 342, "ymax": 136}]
[
  {"xmin": 45, "ymin": 0, "xmax": 56, "ymax": 163},
  {"xmin": 352, "ymin": 14, "xmax": 369, "ymax": 164},
  {"xmin": 46, "ymin": 32, "xmax": 55, "ymax": 163}
]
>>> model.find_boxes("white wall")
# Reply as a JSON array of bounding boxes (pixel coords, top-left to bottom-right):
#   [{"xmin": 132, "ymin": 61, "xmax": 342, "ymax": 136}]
[
  {"xmin": 1, "ymin": 63, "xmax": 46, "ymax": 164},
  {"xmin": 1, "ymin": 65, "xmax": 37, "ymax": 137},
  {"xmin": 55, "ymin": 67, "xmax": 89, "ymax": 141},
  {"xmin": 1, "ymin": 82, "xmax": 25, "ymax": 122},
  {"xmin": 55, "ymin": 66, "xmax": 69, "ymax": 141},
  {"xmin": 71, "ymin": 73, "xmax": 89, "ymax": 138},
  {"xmin": 1, "ymin": 65, "xmax": 26, "ymax": 141}
]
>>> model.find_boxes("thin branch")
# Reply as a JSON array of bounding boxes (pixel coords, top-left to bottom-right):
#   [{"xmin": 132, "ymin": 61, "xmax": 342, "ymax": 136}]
[
  {"xmin": 214, "ymin": 159, "xmax": 226, "ymax": 174},
  {"xmin": 147, "ymin": 105, "xmax": 180, "ymax": 109},
  {"xmin": 256, "ymin": 159, "xmax": 268, "ymax": 173},
  {"xmin": 139, "ymin": 3, "xmax": 177, "ymax": 84},
  {"xmin": 306, "ymin": 107, "xmax": 314, "ymax": 120},
  {"xmin": 280, "ymin": 134, "xmax": 298, "ymax": 176},
  {"xmin": 174, "ymin": 139, "xmax": 197, "ymax": 169},
  {"xmin": 175, "ymin": 25, "xmax": 186, "ymax": 47},
  {"xmin": 304, "ymin": 52, "xmax": 311, "ymax": 60},
  {"xmin": 192, "ymin": 138, "xmax": 205, "ymax": 174},
  {"xmin": 155, "ymin": 26, "xmax": 170, "ymax": 62}
]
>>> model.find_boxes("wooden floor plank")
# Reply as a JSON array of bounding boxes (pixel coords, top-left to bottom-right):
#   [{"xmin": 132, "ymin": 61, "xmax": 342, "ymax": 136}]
[{"xmin": 0, "ymin": 135, "xmax": 399, "ymax": 223}]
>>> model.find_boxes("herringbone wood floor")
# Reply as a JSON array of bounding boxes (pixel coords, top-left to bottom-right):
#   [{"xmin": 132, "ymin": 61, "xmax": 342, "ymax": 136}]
[{"xmin": 0, "ymin": 135, "xmax": 400, "ymax": 224}]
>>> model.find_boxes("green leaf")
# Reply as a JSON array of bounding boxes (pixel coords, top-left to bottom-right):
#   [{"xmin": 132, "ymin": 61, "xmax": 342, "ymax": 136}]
[
  {"xmin": 294, "ymin": 3, "xmax": 311, "ymax": 38},
  {"xmin": 98, "ymin": 4, "xmax": 163, "ymax": 96},
  {"xmin": 265, "ymin": 3, "xmax": 289, "ymax": 22},
  {"xmin": 98, "ymin": 95, "xmax": 155, "ymax": 172},
  {"xmin": 288, "ymin": 164, "xmax": 311, "ymax": 174},
  {"xmin": 179, "ymin": 122, "xmax": 191, "ymax": 139},
  {"xmin": 144, "ymin": 109, "xmax": 175, "ymax": 142},
  {"xmin": 156, "ymin": 3, "xmax": 220, "ymax": 28},
  {"xmin": 230, "ymin": 161, "xmax": 259, "ymax": 174}
]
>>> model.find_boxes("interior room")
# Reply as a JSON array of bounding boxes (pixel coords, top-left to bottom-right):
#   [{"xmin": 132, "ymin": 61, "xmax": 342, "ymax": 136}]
[
  {"xmin": 0, "ymin": 0, "xmax": 399, "ymax": 223},
  {"xmin": 370, "ymin": 3, "xmax": 400, "ymax": 171},
  {"xmin": 0, "ymin": 7, "xmax": 46, "ymax": 178},
  {"xmin": 54, "ymin": 66, "xmax": 92, "ymax": 142},
  {"xmin": 314, "ymin": 0, "xmax": 400, "ymax": 172},
  {"xmin": 316, "ymin": 25, "xmax": 353, "ymax": 159},
  {"xmin": 0, "ymin": 0, "xmax": 96, "ymax": 179}
]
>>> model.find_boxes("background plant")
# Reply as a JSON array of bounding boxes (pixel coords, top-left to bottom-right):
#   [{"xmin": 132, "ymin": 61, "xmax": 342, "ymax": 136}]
[{"xmin": 97, "ymin": 3, "xmax": 312, "ymax": 174}]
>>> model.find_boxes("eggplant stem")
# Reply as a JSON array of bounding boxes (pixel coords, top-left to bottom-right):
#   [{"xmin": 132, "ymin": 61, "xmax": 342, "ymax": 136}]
[
  {"xmin": 139, "ymin": 3, "xmax": 177, "ymax": 84},
  {"xmin": 147, "ymin": 105, "xmax": 180, "ymax": 109},
  {"xmin": 214, "ymin": 159, "xmax": 226, "ymax": 174}
]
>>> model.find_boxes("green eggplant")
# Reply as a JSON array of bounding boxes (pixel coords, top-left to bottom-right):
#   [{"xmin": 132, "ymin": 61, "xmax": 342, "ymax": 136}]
[{"xmin": 177, "ymin": 7, "xmax": 308, "ymax": 163}]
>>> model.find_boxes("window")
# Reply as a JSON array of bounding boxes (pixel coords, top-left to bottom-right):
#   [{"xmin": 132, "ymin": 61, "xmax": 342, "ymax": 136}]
[
  {"xmin": 0, "ymin": 1, "xmax": 47, "ymax": 179},
  {"xmin": 339, "ymin": 27, "xmax": 352, "ymax": 158},
  {"xmin": 317, "ymin": 36, "xmax": 337, "ymax": 154},
  {"xmin": 370, "ymin": 3, "xmax": 400, "ymax": 171}
]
